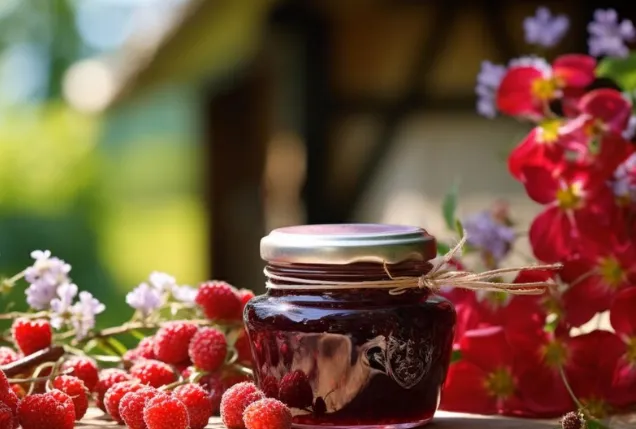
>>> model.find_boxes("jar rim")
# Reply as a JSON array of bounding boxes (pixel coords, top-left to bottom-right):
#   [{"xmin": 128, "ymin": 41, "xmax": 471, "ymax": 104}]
[{"xmin": 260, "ymin": 223, "xmax": 436, "ymax": 265}]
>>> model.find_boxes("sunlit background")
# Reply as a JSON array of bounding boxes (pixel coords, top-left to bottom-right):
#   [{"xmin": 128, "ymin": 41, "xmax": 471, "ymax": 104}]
[{"xmin": 0, "ymin": 0, "xmax": 628, "ymax": 325}]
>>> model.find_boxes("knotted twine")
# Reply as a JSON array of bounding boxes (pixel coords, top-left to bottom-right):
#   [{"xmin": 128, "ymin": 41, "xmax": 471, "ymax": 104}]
[{"xmin": 264, "ymin": 234, "xmax": 562, "ymax": 295}]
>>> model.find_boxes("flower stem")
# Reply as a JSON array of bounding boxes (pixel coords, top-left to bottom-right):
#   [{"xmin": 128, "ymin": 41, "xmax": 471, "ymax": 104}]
[
  {"xmin": 0, "ymin": 346, "xmax": 65, "ymax": 377},
  {"xmin": 559, "ymin": 366, "xmax": 584, "ymax": 410},
  {"xmin": 0, "ymin": 311, "xmax": 49, "ymax": 320}
]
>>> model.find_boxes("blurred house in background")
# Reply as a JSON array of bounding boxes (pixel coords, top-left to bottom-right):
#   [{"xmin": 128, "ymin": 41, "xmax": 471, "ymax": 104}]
[{"xmin": 0, "ymin": 0, "xmax": 630, "ymax": 319}]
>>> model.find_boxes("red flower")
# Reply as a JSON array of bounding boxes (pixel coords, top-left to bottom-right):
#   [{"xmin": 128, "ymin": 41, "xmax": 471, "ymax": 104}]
[
  {"xmin": 609, "ymin": 287, "xmax": 636, "ymax": 407},
  {"xmin": 508, "ymin": 121, "xmax": 567, "ymax": 181},
  {"xmin": 564, "ymin": 331, "xmax": 627, "ymax": 417},
  {"xmin": 522, "ymin": 166, "xmax": 616, "ymax": 263},
  {"xmin": 497, "ymin": 55, "xmax": 595, "ymax": 120}
]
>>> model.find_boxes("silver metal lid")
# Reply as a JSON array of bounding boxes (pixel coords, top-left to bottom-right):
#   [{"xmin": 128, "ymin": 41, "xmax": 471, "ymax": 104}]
[{"xmin": 260, "ymin": 223, "xmax": 436, "ymax": 265}]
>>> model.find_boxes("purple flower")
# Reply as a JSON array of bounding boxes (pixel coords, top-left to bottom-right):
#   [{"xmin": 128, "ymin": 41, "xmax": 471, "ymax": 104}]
[
  {"xmin": 475, "ymin": 61, "xmax": 507, "ymax": 118},
  {"xmin": 24, "ymin": 250, "xmax": 72, "ymax": 309},
  {"xmin": 612, "ymin": 153, "xmax": 636, "ymax": 202},
  {"xmin": 50, "ymin": 283, "xmax": 79, "ymax": 329},
  {"xmin": 126, "ymin": 282, "xmax": 162, "ymax": 317},
  {"xmin": 172, "ymin": 284, "xmax": 197, "ymax": 306},
  {"xmin": 588, "ymin": 9, "xmax": 635, "ymax": 57},
  {"xmin": 462, "ymin": 211, "xmax": 516, "ymax": 263},
  {"xmin": 622, "ymin": 115, "xmax": 636, "ymax": 140},
  {"xmin": 524, "ymin": 7, "xmax": 569, "ymax": 48},
  {"xmin": 71, "ymin": 291, "xmax": 105, "ymax": 340}
]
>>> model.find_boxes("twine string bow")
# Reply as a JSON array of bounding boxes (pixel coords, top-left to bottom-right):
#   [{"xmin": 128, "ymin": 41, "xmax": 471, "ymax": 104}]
[{"xmin": 265, "ymin": 234, "xmax": 562, "ymax": 295}]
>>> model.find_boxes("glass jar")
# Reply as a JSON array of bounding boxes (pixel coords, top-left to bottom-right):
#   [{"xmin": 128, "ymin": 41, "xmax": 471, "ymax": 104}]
[{"xmin": 244, "ymin": 224, "xmax": 456, "ymax": 429}]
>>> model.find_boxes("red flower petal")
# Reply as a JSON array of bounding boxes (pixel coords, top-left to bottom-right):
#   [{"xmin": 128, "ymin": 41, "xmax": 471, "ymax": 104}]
[
  {"xmin": 496, "ymin": 67, "xmax": 546, "ymax": 119},
  {"xmin": 560, "ymin": 261, "xmax": 612, "ymax": 327},
  {"xmin": 578, "ymin": 89, "xmax": 632, "ymax": 134},
  {"xmin": 459, "ymin": 326, "xmax": 513, "ymax": 373},
  {"xmin": 529, "ymin": 206, "xmax": 574, "ymax": 263},
  {"xmin": 553, "ymin": 54, "xmax": 596, "ymax": 88},
  {"xmin": 509, "ymin": 128, "xmax": 565, "ymax": 182},
  {"xmin": 453, "ymin": 301, "xmax": 481, "ymax": 344},
  {"xmin": 440, "ymin": 361, "xmax": 496, "ymax": 414},
  {"xmin": 610, "ymin": 287, "xmax": 636, "ymax": 338},
  {"xmin": 610, "ymin": 356, "xmax": 636, "ymax": 408},
  {"xmin": 516, "ymin": 364, "xmax": 575, "ymax": 417},
  {"xmin": 521, "ymin": 166, "xmax": 558, "ymax": 204}
]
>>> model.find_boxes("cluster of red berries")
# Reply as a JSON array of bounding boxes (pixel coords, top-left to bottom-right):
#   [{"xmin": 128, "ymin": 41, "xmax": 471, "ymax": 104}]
[
  {"xmin": 220, "ymin": 382, "xmax": 292, "ymax": 429},
  {"xmin": 0, "ymin": 281, "xmax": 258, "ymax": 428}
]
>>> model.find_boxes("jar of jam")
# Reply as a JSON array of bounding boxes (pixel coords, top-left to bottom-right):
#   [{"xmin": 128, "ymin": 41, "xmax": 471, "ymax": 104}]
[{"xmin": 244, "ymin": 224, "xmax": 456, "ymax": 428}]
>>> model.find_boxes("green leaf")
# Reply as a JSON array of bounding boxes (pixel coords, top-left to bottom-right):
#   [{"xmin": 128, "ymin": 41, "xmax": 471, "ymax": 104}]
[
  {"xmin": 455, "ymin": 219, "xmax": 465, "ymax": 238},
  {"xmin": 442, "ymin": 183, "xmax": 459, "ymax": 231},
  {"xmin": 104, "ymin": 337, "xmax": 128, "ymax": 356},
  {"xmin": 586, "ymin": 418, "xmax": 609, "ymax": 429},
  {"xmin": 130, "ymin": 329, "xmax": 147, "ymax": 341},
  {"xmin": 450, "ymin": 349, "xmax": 462, "ymax": 363},
  {"xmin": 436, "ymin": 242, "xmax": 451, "ymax": 255},
  {"xmin": 597, "ymin": 53, "xmax": 636, "ymax": 91}
]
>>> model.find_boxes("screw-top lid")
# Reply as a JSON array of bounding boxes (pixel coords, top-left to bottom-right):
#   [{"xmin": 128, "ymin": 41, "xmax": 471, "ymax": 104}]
[{"xmin": 260, "ymin": 223, "xmax": 437, "ymax": 265}]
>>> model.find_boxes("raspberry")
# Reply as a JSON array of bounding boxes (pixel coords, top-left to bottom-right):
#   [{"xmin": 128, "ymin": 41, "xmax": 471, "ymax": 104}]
[
  {"xmin": 188, "ymin": 328, "xmax": 227, "ymax": 372},
  {"xmin": 278, "ymin": 370, "xmax": 313, "ymax": 409},
  {"xmin": 0, "ymin": 384, "xmax": 19, "ymax": 419},
  {"xmin": 52, "ymin": 375, "xmax": 88, "ymax": 420},
  {"xmin": 173, "ymin": 383, "xmax": 213, "ymax": 429},
  {"xmin": 104, "ymin": 381, "xmax": 144, "ymax": 423},
  {"xmin": 11, "ymin": 319, "xmax": 52, "ymax": 356},
  {"xmin": 561, "ymin": 411, "xmax": 585, "ymax": 429},
  {"xmin": 143, "ymin": 393, "xmax": 189, "ymax": 429},
  {"xmin": 220, "ymin": 382, "xmax": 265, "ymax": 429},
  {"xmin": 234, "ymin": 329, "xmax": 253, "ymax": 365},
  {"xmin": 195, "ymin": 281, "xmax": 242, "ymax": 321},
  {"xmin": 11, "ymin": 384, "xmax": 25, "ymax": 399},
  {"xmin": 130, "ymin": 359, "xmax": 176, "ymax": 388},
  {"xmin": 0, "ymin": 402, "xmax": 13, "ymax": 429},
  {"xmin": 119, "ymin": 386, "xmax": 159, "ymax": 429},
  {"xmin": 243, "ymin": 398, "xmax": 292, "ymax": 429},
  {"xmin": 124, "ymin": 336, "xmax": 156, "ymax": 362},
  {"xmin": 260, "ymin": 376, "xmax": 279, "ymax": 399},
  {"xmin": 17, "ymin": 390, "xmax": 75, "ymax": 429},
  {"xmin": 95, "ymin": 368, "xmax": 133, "ymax": 411},
  {"xmin": 237, "ymin": 289, "xmax": 255, "ymax": 312},
  {"xmin": 222, "ymin": 372, "xmax": 251, "ymax": 391},
  {"xmin": 183, "ymin": 368, "xmax": 224, "ymax": 414},
  {"xmin": 0, "ymin": 369, "xmax": 9, "ymax": 390},
  {"xmin": 0, "ymin": 348, "xmax": 18, "ymax": 366},
  {"xmin": 153, "ymin": 322, "xmax": 198, "ymax": 364},
  {"xmin": 60, "ymin": 356, "xmax": 99, "ymax": 392}
]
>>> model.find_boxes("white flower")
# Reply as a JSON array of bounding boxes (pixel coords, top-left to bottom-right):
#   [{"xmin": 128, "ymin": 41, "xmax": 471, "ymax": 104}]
[
  {"xmin": 508, "ymin": 56, "xmax": 552, "ymax": 76},
  {"xmin": 126, "ymin": 282, "xmax": 162, "ymax": 317},
  {"xmin": 149, "ymin": 271, "xmax": 177, "ymax": 292},
  {"xmin": 71, "ymin": 291, "xmax": 105, "ymax": 340},
  {"xmin": 622, "ymin": 115, "xmax": 636, "ymax": 140},
  {"xmin": 50, "ymin": 283, "xmax": 79, "ymax": 329},
  {"xmin": 172, "ymin": 285, "xmax": 198, "ymax": 306},
  {"xmin": 24, "ymin": 250, "xmax": 72, "ymax": 310}
]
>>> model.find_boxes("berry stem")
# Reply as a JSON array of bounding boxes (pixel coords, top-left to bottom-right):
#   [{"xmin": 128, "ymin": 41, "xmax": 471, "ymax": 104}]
[
  {"xmin": 558, "ymin": 365, "xmax": 584, "ymax": 410},
  {"xmin": 0, "ymin": 310, "xmax": 49, "ymax": 320}
]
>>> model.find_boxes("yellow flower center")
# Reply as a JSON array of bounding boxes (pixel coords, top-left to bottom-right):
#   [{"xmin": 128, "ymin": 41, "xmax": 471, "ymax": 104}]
[
  {"xmin": 598, "ymin": 257, "xmax": 624, "ymax": 288},
  {"xmin": 582, "ymin": 397, "xmax": 609, "ymax": 419},
  {"xmin": 484, "ymin": 367, "xmax": 515, "ymax": 400},
  {"xmin": 626, "ymin": 337, "xmax": 636, "ymax": 364},
  {"xmin": 556, "ymin": 183, "xmax": 583, "ymax": 210},
  {"xmin": 531, "ymin": 77, "xmax": 560, "ymax": 101},
  {"xmin": 541, "ymin": 339, "xmax": 569, "ymax": 368},
  {"xmin": 537, "ymin": 119, "xmax": 562, "ymax": 143}
]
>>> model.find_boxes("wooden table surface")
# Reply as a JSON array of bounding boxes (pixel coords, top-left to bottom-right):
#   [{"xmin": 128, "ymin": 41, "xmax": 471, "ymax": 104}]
[{"xmin": 78, "ymin": 407, "xmax": 636, "ymax": 428}]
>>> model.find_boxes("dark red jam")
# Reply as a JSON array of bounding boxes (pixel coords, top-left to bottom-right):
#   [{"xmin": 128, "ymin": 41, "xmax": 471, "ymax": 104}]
[{"xmin": 244, "ymin": 259, "xmax": 456, "ymax": 428}]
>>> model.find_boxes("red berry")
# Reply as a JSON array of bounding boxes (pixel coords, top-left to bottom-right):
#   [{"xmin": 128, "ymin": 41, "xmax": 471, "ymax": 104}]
[
  {"xmin": 243, "ymin": 398, "xmax": 292, "ymax": 429},
  {"xmin": 52, "ymin": 375, "xmax": 88, "ymax": 420},
  {"xmin": 11, "ymin": 319, "xmax": 51, "ymax": 356},
  {"xmin": 104, "ymin": 381, "xmax": 144, "ymax": 423},
  {"xmin": 153, "ymin": 322, "xmax": 198, "ymax": 364},
  {"xmin": 0, "ymin": 348, "xmax": 18, "ymax": 366},
  {"xmin": 60, "ymin": 356, "xmax": 99, "ymax": 392},
  {"xmin": 0, "ymin": 369, "xmax": 9, "ymax": 390},
  {"xmin": 173, "ymin": 383, "xmax": 213, "ymax": 429},
  {"xmin": 143, "ymin": 393, "xmax": 189, "ymax": 429},
  {"xmin": 95, "ymin": 369, "xmax": 132, "ymax": 411},
  {"xmin": 183, "ymin": 368, "xmax": 224, "ymax": 414},
  {"xmin": 195, "ymin": 281, "xmax": 242, "ymax": 321},
  {"xmin": 278, "ymin": 370, "xmax": 313, "ymax": 409},
  {"xmin": 234, "ymin": 329, "xmax": 253, "ymax": 366},
  {"xmin": 119, "ymin": 386, "xmax": 159, "ymax": 429},
  {"xmin": 222, "ymin": 372, "xmax": 251, "ymax": 391},
  {"xmin": 130, "ymin": 359, "xmax": 176, "ymax": 388},
  {"xmin": 0, "ymin": 383, "xmax": 19, "ymax": 419},
  {"xmin": 11, "ymin": 384, "xmax": 26, "ymax": 400},
  {"xmin": 220, "ymin": 382, "xmax": 265, "ymax": 429},
  {"xmin": 0, "ymin": 401, "xmax": 14, "ymax": 429},
  {"xmin": 188, "ymin": 328, "xmax": 227, "ymax": 372},
  {"xmin": 237, "ymin": 289, "xmax": 255, "ymax": 312},
  {"xmin": 124, "ymin": 336, "xmax": 157, "ymax": 362},
  {"xmin": 18, "ymin": 390, "xmax": 75, "ymax": 429},
  {"xmin": 260, "ymin": 376, "xmax": 279, "ymax": 399}
]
